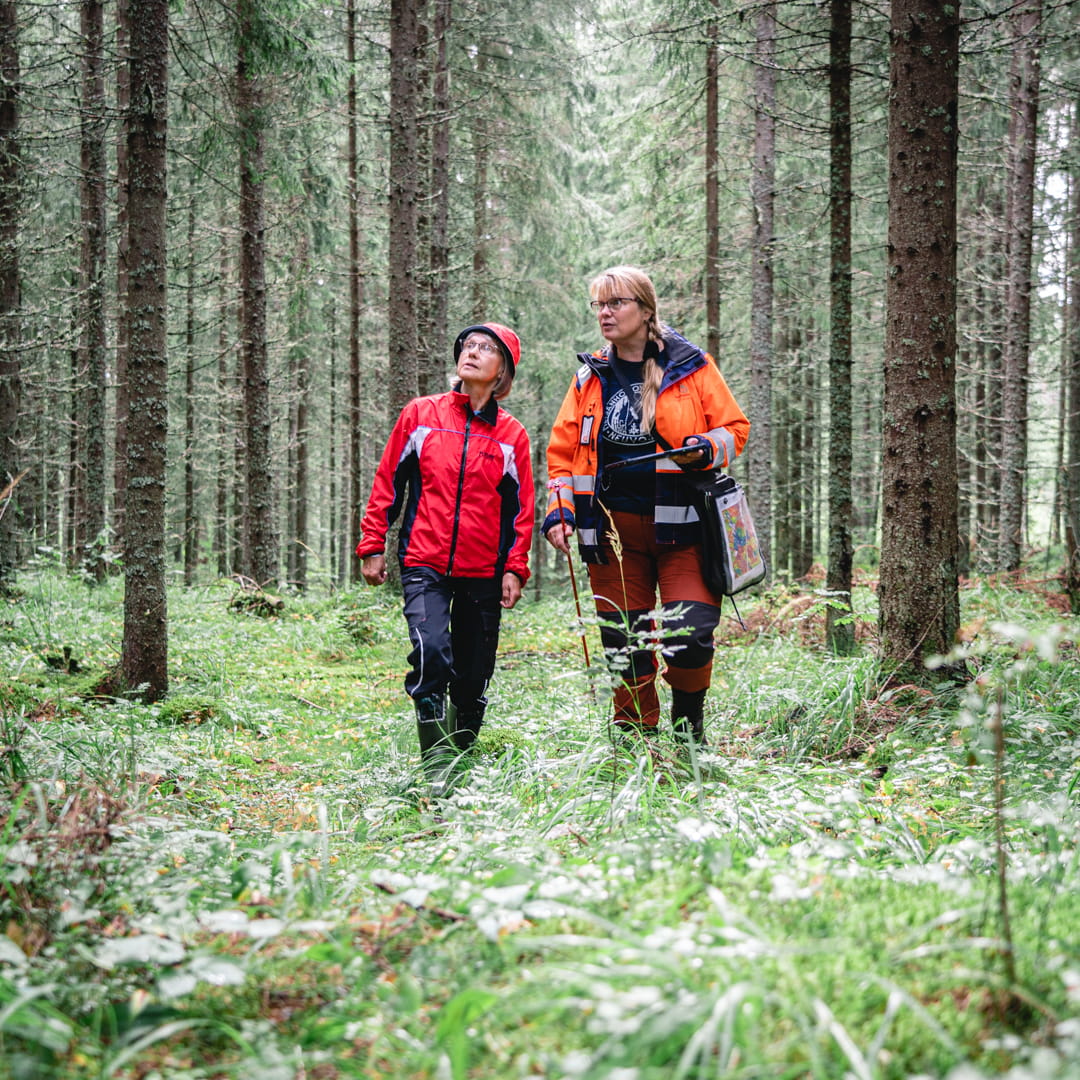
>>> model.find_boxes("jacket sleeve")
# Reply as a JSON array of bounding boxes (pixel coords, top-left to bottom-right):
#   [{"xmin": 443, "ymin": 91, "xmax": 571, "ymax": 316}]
[
  {"xmin": 542, "ymin": 376, "xmax": 581, "ymax": 534},
  {"xmin": 690, "ymin": 359, "xmax": 750, "ymax": 472},
  {"xmin": 505, "ymin": 424, "xmax": 534, "ymax": 583},
  {"xmin": 356, "ymin": 401, "xmax": 417, "ymax": 558}
]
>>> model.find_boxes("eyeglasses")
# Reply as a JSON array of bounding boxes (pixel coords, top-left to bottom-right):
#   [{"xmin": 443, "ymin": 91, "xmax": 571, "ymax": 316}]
[
  {"xmin": 589, "ymin": 297, "xmax": 638, "ymax": 312},
  {"xmin": 460, "ymin": 336, "xmax": 501, "ymax": 356}
]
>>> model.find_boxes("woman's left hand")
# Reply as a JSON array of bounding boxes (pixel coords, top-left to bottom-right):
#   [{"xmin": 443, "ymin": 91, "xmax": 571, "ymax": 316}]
[
  {"xmin": 501, "ymin": 572, "xmax": 523, "ymax": 609},
  {"xmin": 673, "ymin": 435, "xmax": 713, "ymax": 468}
]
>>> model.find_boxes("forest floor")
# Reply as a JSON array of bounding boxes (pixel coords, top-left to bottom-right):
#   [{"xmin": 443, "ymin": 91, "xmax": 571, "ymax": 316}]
[{"xmin": 1, "ymin": 560, "xmax": 1078, "ymax": 1079}]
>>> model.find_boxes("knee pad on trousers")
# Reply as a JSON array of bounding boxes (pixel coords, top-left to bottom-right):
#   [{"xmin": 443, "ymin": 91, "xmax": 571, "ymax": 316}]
[
  {"xmin": 660, "ymin": 600, "xmax": 719, "ymax": 672},
  {"xmin": 599, "ymin": 609, "xmax": 657, "ymax": 681}
]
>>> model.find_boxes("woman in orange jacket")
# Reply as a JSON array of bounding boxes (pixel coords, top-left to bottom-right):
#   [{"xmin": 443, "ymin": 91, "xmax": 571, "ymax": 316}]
[{"xmin": 543, "ymin": 267, "xmax": 749, "ymax": 745}]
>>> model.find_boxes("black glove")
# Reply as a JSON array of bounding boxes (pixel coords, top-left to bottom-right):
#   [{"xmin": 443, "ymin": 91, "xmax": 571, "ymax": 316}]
[{"xmin": 679, "ymin": 435, "xmax": 713, "ymax": 469}]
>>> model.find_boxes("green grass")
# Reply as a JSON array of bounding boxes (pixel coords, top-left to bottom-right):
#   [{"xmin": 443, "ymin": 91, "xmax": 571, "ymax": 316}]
[{"xmin": 0, "ymin": 569, "xmax": 1078, "ymax": 1079}]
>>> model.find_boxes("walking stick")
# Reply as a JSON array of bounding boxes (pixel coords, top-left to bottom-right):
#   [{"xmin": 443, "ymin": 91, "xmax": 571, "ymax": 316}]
[{"xmin": 547, "ymin": 479, "xmax": 590, "ymax": 668}]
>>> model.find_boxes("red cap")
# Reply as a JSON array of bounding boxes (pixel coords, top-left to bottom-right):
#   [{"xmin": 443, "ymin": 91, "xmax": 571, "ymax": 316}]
[{"xmin": 454, "ymin": 323, "xmax": 521, "ymax": 374}]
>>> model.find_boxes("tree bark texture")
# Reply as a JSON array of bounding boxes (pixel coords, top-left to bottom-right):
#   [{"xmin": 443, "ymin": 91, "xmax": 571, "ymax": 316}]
[
  {"xmin": 0, "ymin": 0, "xmax": 19, "ymax": 588},
  {"xmin": 998, "ymin": 0, "xmax": 1043, "ymax": 570},
  {"xmin": 826, "ymin": 0, "xmax": 855, "ymax": 654},
  {"xmin": 471, "ymin": 50, "xmax": 488, "ymax": 323},
  {"xmin": 428, "ymin": 0, "xmax": 451, "ymax": 381},
  {"xmin": 237, "ymin": 0, "xmax": 277, "ymax": 586},
  {"xmin": 183, "ymin": 193, "xmax": 197, "ymax": 585},
  {"xmin": 121, "ymin": 0, "xmax": 168, "ymax": 701},
  {"xmin": 1066, "ymin": 97, "xmax": 1080, "ymax": 608},
  {"xmin": 879, "ymin": 0, "xmax": 961, "ymax": 673},
  {"xmin": 388, "ymin": 0, "xmax": 419, "ymax": 419},
  {"xmin": 346, "ymin": 0, "xmax": 364, "ymax": 582},
  {"xmin": 113, "ymin": 0, "xmax": 130, "ymax": 555},
  {"xmin": 748, "ymin": 1, "xmax": 776, "ymax": 567},
  {"xmin": 80, "ymin": 0, "xmax": 107, "ymax": 580},
  {"xmin": 705, "ymin": 5, "xmax": 720, "ymax": 362}
]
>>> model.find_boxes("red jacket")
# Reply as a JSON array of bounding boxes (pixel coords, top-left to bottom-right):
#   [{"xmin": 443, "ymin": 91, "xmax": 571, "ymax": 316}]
[{"xmin": 358, "ymin": 391, "xmax": 533, "ymax": 582}]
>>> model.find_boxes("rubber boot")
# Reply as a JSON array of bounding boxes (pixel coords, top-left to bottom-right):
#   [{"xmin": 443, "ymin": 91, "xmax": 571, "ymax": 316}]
[
  {"xmin": 671, "ymin": 688, "xmax": 708, "ymax": 746},
  {"xmin": 451, "ymin": 708, "xmax": 484, "ymax": 753},
  {"xmin": 415, "ymin": 694, "xmax": 455, "ymax": 797}
]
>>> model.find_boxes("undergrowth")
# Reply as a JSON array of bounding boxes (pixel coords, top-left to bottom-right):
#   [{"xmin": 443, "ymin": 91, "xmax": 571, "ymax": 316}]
[{"xmin": 0, "ymin": 569, "xmax": 1077, "ymax": 1079}]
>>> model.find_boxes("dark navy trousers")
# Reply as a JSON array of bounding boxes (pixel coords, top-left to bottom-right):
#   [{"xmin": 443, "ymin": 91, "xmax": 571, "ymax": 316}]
[{"xmin": 400, "ymin": 566, "xmax": 503, "ymax": 713}]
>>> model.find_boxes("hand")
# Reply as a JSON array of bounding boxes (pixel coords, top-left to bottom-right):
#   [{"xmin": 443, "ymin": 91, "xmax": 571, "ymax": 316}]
[
  {"xmin": 361, "ymin": 554, "xmax": 387, "ymax": 586},
  {"xmin": 673, "ymin": 435, "xmax": 712, "ymax": 468},
  {"xmin": 545, "ymin": 522, "xmax": 574, "ymax": 555},
  {"xmin": 501, "ymin": 572, "xmax": 522, "ymax": 609}
]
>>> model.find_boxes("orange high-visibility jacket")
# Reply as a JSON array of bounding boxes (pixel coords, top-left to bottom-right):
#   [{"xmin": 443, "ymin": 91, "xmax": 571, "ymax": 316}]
[{"xmin": 544, "ymin": 330, "xmax": 749, "ymax": 562}]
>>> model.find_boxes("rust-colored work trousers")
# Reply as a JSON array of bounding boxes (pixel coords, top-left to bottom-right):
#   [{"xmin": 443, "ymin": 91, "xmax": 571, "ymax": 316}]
[{"xmin": 586, "ymin": 509, "xmax": 722, "ymax": 730}]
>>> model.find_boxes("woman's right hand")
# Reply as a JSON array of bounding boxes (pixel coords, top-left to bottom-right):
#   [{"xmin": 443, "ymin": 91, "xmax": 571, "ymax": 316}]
[
  {"xmin": 545, "ymin": 523, "xmax": 574, "ymax": 555},
  {"xmin": 361, "ymin": 554, "xmax": 387, "ymax": 586}
]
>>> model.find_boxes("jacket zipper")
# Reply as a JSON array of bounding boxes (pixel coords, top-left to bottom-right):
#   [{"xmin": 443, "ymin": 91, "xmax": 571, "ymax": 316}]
[{"xmin": 446, "ymin": 410, "xmax": 472, "ymax": 574}]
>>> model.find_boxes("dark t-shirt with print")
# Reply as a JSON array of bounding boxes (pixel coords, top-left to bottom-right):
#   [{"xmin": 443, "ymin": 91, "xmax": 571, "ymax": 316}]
[{"xmin": 599, "ymin": 357, "xmax": 653, "ymax": 513}]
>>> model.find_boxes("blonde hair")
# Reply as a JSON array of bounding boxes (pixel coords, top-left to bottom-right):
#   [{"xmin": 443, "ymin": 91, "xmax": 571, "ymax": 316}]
[{"xmin": 589, "ymin": 265, "xmax": 666, "ymax": 433}]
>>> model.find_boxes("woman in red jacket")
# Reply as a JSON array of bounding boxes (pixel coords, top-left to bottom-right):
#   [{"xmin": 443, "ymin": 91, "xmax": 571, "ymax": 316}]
[
  {"xmin": 543, "ymin": 267, "xmax": 749, "ymax": 746},
  {"xmin": 359, "ymin": 323, "xmax": 533, "ymax": 793}
]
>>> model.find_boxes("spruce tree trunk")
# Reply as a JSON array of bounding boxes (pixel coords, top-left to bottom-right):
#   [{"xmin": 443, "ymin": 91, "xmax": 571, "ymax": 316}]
[
  {"xmin": 113, "ymin": 0, "xmax": 130, "ymax": 557},
  {"xmin": 998, "ymin": 0, "xmax": 1043, "ymax": 571},
  {"xmin": 183, "ymin": 194, "xmax": 197, "ymax": 585},
  {"xmin": 879, "ymin": 0, "xmax": 961, "ymax": 676},
  {"xmin": 214, "ymin": 204, "xmax": 230, "ymax": 577},
  {"xmin": 1066, "ymin": 98, "xmax": 1080, "ymax": 608},
  {"xmin": 471, "ymin": 53, "xmax": 489, "ymax": 323},
  {"xmin": 346, "ymin": 0, "xmax": 364, "ymax": 581},
  {"xmin": 429, "ymin": 0, "xmax": 451, "ymax": 375},
  {"xmin": 705, "ymin": 4, "xmax": 720, "ymax": 362},
  {"xmin": 121, "ymin": 0, "xmax": 168, "ymax": 701},
  {"xmin": 826, "ymin": 0, "xmax": 855, "ymax": 654},
  {"xmin": 748, "ymin": 1, "xmax": 776, "ymax": 568},
  {"xmin": 0, "ymin": 0, "xmax": 19, "ymax": 590},
  {"xmin": 80, "ymin": 0, "xmax": 107, "ymax": 581},
  {"xmin": 237, "ymin": 0, "xmax": 276, "ymax": 587},
  {"xmin": 388, "ymin": 0, "xmax": 420, "ymax": 418},
  {"xmin": 288, "ymin": 221, "xmax": 310, "ymax": 591}
]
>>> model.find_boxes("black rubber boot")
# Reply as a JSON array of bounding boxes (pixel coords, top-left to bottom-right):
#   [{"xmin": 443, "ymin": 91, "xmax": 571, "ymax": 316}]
[
  {"xmin": 671, "ymin": 688, "xmax": 708, "ymax": 746},
  {"xmin": 415, "ymin": 694, "xmax": 455, "ymax": 796},
  {"xmin": 451, "ymin": 710, "xmax": 484, "ymax": 752}
]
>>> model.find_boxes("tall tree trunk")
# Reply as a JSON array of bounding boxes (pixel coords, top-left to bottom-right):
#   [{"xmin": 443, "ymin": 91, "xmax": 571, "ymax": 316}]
[
  {"xmin": 237, "ymin": 0, "xmax": 276, "ymax": 587},
  {"xmin": 826, "ymin": 0, "xmax": 854, "ymax": 654},
  {"xmin": 183, "ymin": 193, "xmax": 197, "ymax": 585},
  {"xmin": 414, "ymin": 0, "xmax": 432, "ymax": 389},
  {"xmin": 998, "ymin": 0, "xmax": 1043, "ymax": 571},
  {"xmin": 879, "ymin": 0, "xmax": 961, "ymax": 676},
  {"xmin": 747, "ymin": 1, "xmax": 776, "ymax": 567},
  {"xmin": 327, "ymin": 298, "xmax": 339, "ymax": 585},
  {"xmin": 346, "ymin": 0, "xmax": 363, "ymax": 581},
  {"xmin": 388, "ymin": 0, "xmax": 420, "ymax": 418},
  {"xmin": 113, "ymin": 0, "xmax": 130, "ymax": 557},
  {"xmin": 704, "ymin": 1, "xmax": 721, "ymax": 362},
  {"xmin": 214, "ymin": 202, "xmax": 230, "ymax": 577},
  {"xmin": 288, "ymin": 219, "xmax": 310, "ymax": 591},
  {"xmin": 471, "ymin": 51, "xmax": 489, "ymax": 321},
  {"xmin": 80, "ymin": 0, "xmax": 107, "ymax": 581},
  {"xmin": 121, "ymin": 0, "xmax": 168, "ymax": 701},
  {"xmin": 428, "ymin": 0, "xmax": 451, "ymax": 376},
  {"xmin": 1066, "ymin": 97, "xmax": 1080, "ymax": 608},
  {"xmin": 0, "ymin": 0, "xmax": 19, "ymax": 590},
  {"xmin": 67, "ymin": 315, "xmax": 83, "ymax": 568}
]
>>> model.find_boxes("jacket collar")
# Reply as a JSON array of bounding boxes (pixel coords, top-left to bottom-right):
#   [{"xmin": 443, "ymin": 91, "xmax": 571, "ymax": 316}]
[
  {"xmin": 580, "ymin": 331, "xmax": 705, "ymax": 385},
  {"xmin": 450, "ymin": 388, "xmax": 499, "ymax": 425}
]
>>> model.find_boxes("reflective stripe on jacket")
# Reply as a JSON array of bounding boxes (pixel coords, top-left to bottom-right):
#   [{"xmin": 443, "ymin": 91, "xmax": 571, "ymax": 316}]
[
  {"xmin": 359, "ymin": 391, "xmax": 533, "ymax": 581},
  {"xmin": 543, "ymin": 331, "xmax": 749, "ymax": 563}
]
